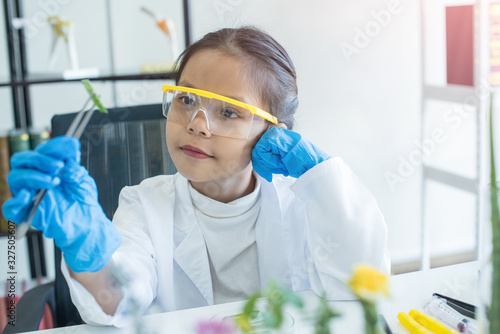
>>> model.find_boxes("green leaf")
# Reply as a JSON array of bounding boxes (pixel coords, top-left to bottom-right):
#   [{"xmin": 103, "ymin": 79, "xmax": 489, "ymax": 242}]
[
  {"xmin": 314, "ymin": 294, "xmax": 341, "ymax": 334},
  {"xmin": 283, "ymin": 291, "xmax": 304, "ymax": 308},
  {"xmin": 239, "ymin": 282, "xmax": 308, "ymax": 333},
  {"xmin": 243, "ymin": 293, "xmax": 260, "ymax": 318},
  {"xmin": 262, "ymin": 309, "xmax": 281, "ymax": 328},
  {"xmin": 489, "ymin": 92, "xmax": 500, "ymax": 334},
  {"xmin": 81, "ymin": 79, "xmax": 108, "ymax": 113}
]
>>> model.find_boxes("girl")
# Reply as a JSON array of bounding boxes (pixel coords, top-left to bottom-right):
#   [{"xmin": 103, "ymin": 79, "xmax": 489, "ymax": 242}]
[{"xmin": 3, "ymin": 26, "xmax": 390, "ymax": 327}]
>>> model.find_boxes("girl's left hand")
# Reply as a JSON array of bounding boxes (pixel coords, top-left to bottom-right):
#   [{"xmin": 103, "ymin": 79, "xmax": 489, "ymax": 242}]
[{"xmin": 251, "ymin": 127, "xmax": 330, "ymax": 182}]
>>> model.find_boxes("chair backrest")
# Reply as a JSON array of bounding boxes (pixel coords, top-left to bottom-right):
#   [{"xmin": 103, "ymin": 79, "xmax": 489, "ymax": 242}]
[{"xmin": 50, "ymin": 103, "xmax": 176, "ymax": 327}]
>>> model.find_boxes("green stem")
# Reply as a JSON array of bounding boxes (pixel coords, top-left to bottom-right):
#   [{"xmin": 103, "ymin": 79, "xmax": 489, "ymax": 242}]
[
  {"xmin": 490, "ymin": 233, "xmax": 500, "ymax": 333},
  {"xmin": 489, "ymin": 93, "xmax": 500, "ymax": 334},
  {"xmin": 361, "ymin": 301, "xmax": 378, "ymax": 334}
]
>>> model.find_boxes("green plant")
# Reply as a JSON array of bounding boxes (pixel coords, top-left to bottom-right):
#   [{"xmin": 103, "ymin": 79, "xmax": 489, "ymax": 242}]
[
  {"xmin": 236, "ymin": 281, "xmax": 303, "ymax": 333},
  {"xmin": 488, "ymin": 94, "xmax": 500, "ymax": 334},
  {"xmin": 236, "ymin": 281, "xmax": 340, "ymax": 334}
]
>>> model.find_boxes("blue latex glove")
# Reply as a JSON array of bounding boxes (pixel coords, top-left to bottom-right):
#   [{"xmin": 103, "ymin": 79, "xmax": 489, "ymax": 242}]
[
  {"xmin": 2, "ymin": 136, "xmax": 121, "ymax": 273},
  {"xmin": 252, "ymin": 127, "xmax": 330, "ymax": 182}
]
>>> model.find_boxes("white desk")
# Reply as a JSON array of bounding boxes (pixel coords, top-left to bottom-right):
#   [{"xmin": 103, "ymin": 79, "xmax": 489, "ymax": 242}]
[
  {"xmin": 385, "ymin": 260, "xmax": 480, "ymax": 333},
  {"xmin": 26, "ymin": 261, "xmax": 481, "ymax": 334}
]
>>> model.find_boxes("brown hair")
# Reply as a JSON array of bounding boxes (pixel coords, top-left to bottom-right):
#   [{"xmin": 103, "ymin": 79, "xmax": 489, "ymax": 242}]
[{"xmin": 174, "ymin": 26, "xmax": 298, "ymax": 129}]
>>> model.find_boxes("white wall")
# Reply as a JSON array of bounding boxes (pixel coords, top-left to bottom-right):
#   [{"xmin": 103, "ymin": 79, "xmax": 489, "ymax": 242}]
[{"xmin": 190, "ymin": 0, "xmax": 425, "ymax": 265}]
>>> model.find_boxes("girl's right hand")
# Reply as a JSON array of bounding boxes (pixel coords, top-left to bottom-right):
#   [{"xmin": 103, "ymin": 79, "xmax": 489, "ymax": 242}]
[{"xmin": 2, "ymin": 136, "xmax": 121, "ymax": 273}]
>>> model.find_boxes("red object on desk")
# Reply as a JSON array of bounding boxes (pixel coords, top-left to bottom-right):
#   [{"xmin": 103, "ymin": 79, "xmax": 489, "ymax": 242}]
[
  {"xmin": 446, "ymin": 5, "xmax": 474, "ymax": 86},
  {"xmin": 38, "ymin": 304, "xmax": 54, "ymax": 330}
]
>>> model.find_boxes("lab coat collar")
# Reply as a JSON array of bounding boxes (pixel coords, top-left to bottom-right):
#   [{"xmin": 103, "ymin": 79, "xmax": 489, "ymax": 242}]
[
  {"xmin": 255, "ymin": 174, "xmax": 292, "ymax": 290},
  {"xmin": 172, "ymin": 175, "xmax": 193, "ymax": 234},
  {"xmin": 172, "ymin": 174, "xmax": 214, "ymax": 305}
]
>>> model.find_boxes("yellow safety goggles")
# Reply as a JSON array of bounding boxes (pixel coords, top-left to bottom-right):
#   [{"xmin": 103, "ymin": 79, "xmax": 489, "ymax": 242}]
[{"xmin": 161, "ymin": 85, "xmax": 278, "ymax": 139}]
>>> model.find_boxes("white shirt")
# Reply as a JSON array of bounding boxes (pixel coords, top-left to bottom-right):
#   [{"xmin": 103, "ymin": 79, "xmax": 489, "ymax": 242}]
[{"xmin": 188, "ymin": 178, "xmax": 261, "ymax": 304}]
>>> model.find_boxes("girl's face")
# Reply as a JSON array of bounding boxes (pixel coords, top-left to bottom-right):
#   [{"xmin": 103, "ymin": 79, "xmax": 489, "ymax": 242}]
[{"xmin": 166, "ymin": 50, "xmax": 268, "ymax": 186}]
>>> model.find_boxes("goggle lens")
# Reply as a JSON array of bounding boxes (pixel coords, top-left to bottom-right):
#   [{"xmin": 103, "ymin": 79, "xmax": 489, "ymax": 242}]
[{"xmin": 163, "ymin": 90, "xmax": 266, "ymax": 139}]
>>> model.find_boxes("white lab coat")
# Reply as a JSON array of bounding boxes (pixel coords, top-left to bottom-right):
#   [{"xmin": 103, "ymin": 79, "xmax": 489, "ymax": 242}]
[{"xmin": 62, "ymin": 157, "xmax": 390, "ymax": 327}]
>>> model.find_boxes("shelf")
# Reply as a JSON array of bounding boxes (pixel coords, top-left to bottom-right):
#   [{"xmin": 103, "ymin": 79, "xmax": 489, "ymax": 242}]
[
  {"xmin": 423, "ymin": 165, "xmax": 478, "ymax": 194},
  {"xmin": 423, "ymin": 84, "xmax": 476, "ymax": 104},
  {"xmin": 3, "ymin": 0, "xmax": 191, "ymax": 129},
  {"xmin": 0, "ymin": 70, "xmax": 176, "ymax": 87}
]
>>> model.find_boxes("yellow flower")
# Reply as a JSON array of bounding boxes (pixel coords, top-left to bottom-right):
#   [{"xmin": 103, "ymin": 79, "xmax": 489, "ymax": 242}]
[
  {"xmin": 234, "ymin": 313, "xmax": 254, "ymax": 334},
  {"xmin": 348, "ymin": 264, "xmax": 390, "ymax": 302}
]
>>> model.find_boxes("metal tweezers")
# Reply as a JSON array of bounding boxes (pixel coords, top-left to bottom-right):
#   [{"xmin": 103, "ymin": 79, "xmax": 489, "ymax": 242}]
[{"xmin": 15, "ymin": 93, "xmax": 98, "ymax": 239}]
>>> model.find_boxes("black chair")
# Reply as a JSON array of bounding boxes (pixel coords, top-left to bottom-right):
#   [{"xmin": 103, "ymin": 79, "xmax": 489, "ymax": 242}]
[{"xmin": 3, "ymin": 103, "xmax": 176, "ymax": 333}]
